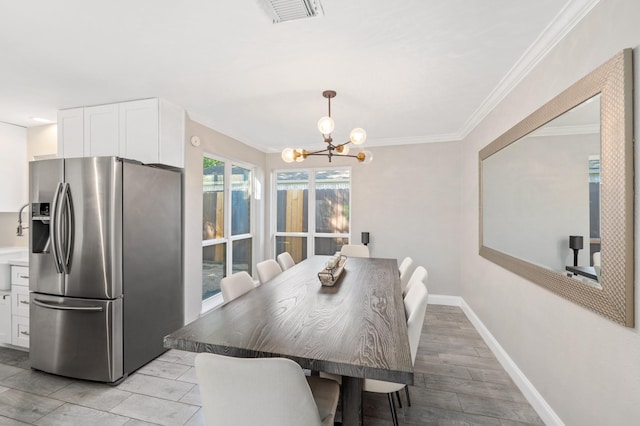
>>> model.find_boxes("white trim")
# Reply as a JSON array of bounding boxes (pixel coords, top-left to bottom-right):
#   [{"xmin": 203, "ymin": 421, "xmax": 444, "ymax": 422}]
[
  {"xmin": 428, "ymin": 294, "xmax": 564, "ymax": 426},
  {"xmin": 201, "ymin": 293, "xmax": 223, "ymax": 314}
]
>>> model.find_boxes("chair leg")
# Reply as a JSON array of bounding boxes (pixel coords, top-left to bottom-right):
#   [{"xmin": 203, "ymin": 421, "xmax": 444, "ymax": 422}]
[
  {"xmin": 404, "ymin": 386, "xmax": 411, "ymax": 407},
  {"xmin": 387, "ymin": 393, "xmax": 399, "ymax": 426},
  {"xmin": 395, "ymin": 390, "xmax": 403, "ymax": 408}
]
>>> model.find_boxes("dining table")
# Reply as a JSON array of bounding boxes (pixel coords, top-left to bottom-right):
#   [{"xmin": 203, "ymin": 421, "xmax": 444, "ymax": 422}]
[{"xmin": 164, "ymin": 255, "xmax": 414, "ymax": 426}]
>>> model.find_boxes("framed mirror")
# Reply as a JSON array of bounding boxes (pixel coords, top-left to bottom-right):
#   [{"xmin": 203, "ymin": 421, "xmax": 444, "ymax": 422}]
[{"xmin": 479, "ymin": 49, "xmax": 634, "ymax": 327}]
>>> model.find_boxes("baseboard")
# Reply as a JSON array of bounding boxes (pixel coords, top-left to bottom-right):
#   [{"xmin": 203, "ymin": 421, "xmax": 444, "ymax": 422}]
[{"xmin": 429, "ymin": 294, "xmax": 563, "ymax": 426}]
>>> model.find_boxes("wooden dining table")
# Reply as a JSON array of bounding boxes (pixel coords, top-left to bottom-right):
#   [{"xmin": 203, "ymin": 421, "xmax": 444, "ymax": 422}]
[{"xmin": 164, "ymin": 255, "xmax": 413, "ymax": 426}]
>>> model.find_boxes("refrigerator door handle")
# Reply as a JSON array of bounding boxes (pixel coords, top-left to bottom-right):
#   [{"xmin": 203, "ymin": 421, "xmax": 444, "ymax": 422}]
[
  {"xmin": 60, "ymin": 182, "xmax": 73, "ymax": 274},
  {"xmin": 33, "ymin": 299, "xmax": 104, "ymax": 312},
  {"xmin": 50, "ymin": 182, "xmax": 63, "ymax": 274}
]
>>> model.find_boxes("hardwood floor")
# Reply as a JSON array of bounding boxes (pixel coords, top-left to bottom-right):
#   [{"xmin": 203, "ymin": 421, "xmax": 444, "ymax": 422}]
[{"xmin": 0, "ymin": 305, "xmax": 543, "ymax": 425}]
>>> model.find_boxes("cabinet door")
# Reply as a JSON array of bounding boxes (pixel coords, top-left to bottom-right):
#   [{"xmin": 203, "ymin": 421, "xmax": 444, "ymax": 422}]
[
  {"xmin": 85, "ymin": 104, "xmax": 119, "ymax": 157},
  {"xmin": 0, "ymin": 122, "xmax": 27, "ymax": 211},
  {"xmin": 12, "ymin": 285, "xmax": 29, "ymax": 317},
  {"xmin": 159, "ymin": 99, "xmax": 185, "ymax": 168},
  {"xmin": 119, "ymin": 99, "xmax": 159, "ymax": 164},
  {"xmin": 11, "ymin": 315, "xmax": 29, "ymax": 348},
  {"xmin": 0, "ymin": 295, "xmax": 10, "ymax": 344},
  {"xmin": 57, "ymin": 108, "xmax": 84, "ymax": 158}
]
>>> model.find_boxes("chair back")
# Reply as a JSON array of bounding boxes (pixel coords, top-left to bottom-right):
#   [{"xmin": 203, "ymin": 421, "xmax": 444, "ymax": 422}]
[
  {"xmin": 340, "ymin": 244, "xmax": 370, "ymax": 258},
  {"xmin": 403, "ymin": 281, "xmax": 429, "ymax": 363},
  {"xmin": 398, "ymin": 257, "xmax": 413, "ymax": 290},
  {"xmin": 195, "ymin": 353, "xmax": 323, "ymax": 426},
  {"xmin": 277, "ymin": 252, "xmax": 296, "ymax": 271},
  {"xmin": 403, "ymin": 265, "xmax": 427, "ymax": 295},
  {"xmin": 256, "ymin": 259, "xmax": 282, "ymax": 284},
  {"xmin": 220, "ymin": 271, "xmax": 255, "ymax": 303}
]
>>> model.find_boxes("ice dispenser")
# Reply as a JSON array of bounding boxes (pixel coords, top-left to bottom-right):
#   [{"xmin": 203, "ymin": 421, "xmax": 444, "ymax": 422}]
[{"xmin": 31, "ymin": 202, "xmax": 51, "ymax": 253}]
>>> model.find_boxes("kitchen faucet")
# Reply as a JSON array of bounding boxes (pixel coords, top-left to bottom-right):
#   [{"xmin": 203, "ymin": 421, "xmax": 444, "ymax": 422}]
[{"xmin": 16, "ymin": 203, "xmax": 29, "ymax": 236}]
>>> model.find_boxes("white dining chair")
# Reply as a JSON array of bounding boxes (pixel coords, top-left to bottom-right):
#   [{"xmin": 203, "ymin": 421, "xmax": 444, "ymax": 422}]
[
  {"xmin": 403, "ymin": 265, "xmax": 428, "ymax": 295},
  {"xmin": 340, "ymin": 244, "xmax": 370, "ymax": 258},
  {"xmin": 220, "ymin": 271, "xmax": 255, "ymax": 303},
  {"xmin": 363, "ymin": 280, "xmax": 429, "ymax": 426},
  {"xmin": 277, "ymin": 251, "xmax": 296, "ymax": 271},
  {"xmin": 256, "ymin": 259, "xmax": 282, "ymax": 284},
  {"xmin": 593, "ymin": 251, "xmax": 602, "ymax": 283},
  {"xmin": 398, "ymin": 257, "xmax": 413, "ymax": 291},
  {"xmin": 195, "ymin": 353, "xmax": 340, "ymax": 426}
]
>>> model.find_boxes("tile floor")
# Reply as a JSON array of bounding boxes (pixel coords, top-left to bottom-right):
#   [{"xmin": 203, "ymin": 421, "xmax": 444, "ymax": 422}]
[{"xmin": 0, "ymin": 305, "xmax": 543, "ymax": 425}]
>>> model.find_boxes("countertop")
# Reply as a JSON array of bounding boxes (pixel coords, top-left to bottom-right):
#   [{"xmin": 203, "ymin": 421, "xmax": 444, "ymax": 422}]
[{"xmin": 7, "ymin": 257, "xmax": 28, "ymax": 267}]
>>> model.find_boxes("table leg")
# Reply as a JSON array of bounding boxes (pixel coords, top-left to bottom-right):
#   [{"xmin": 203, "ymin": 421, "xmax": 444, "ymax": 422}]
[{"xmin": 341, "ymin": 376, "xmax": 363, "ymax": 426}]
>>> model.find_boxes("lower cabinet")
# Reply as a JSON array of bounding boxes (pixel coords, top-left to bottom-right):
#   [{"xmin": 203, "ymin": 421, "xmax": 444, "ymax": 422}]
[
  {"xmin": 10, "ymin": 266, "xmax": 29, "ymax": 349},
  {"xmin": 12, "ymin": 316, "xmax": 29, "ymax": 348},
  {"xmin": 0, "ymin": 293, "xmax": 11, "ymax": 344}
]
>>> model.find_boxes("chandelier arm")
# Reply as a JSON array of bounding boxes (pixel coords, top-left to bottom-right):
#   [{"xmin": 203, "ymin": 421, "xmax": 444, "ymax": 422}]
[
  {"xmin": 334, "ymin": 140, "xmax": 352, "ymax": 148},
  {"xmin": 305, "ymin": 148, "xmax": 332, "ymax": 156}
]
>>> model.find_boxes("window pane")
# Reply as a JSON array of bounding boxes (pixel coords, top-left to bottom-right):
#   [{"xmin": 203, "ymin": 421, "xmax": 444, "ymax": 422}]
[
  {"xmin": 232, "ymin": 166, "xmax": 251, "ymax": 235},
  {"xmin": 203, "ymin": 243, "xmax": 226, "ymax": 300},
  {"xmin": 315, "ymin": 169, "xmax": 350, "ymax": 233},
  {"xmin": 203, "ymin": 158, "xmax": 225, "ymax": 240},
  {"xmin": 276, "ymin": 236, "xmax": 307, "ymax": 263},
  {"xmin": 315, "ymin": 237, "xmax": 349, "ymax": 256},
  {"xmin": 276, "ymin": 171, "xmax": 308, "ymax": 233},
  {"xmin": 232, "ymin": 238, "xmax": 252, "ymax": 275}
]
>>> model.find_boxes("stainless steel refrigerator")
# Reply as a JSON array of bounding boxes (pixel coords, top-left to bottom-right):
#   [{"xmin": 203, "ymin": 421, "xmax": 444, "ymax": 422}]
[{"xmin": 28, "ymin": 157, "xmax": 183, "ymax": 383}]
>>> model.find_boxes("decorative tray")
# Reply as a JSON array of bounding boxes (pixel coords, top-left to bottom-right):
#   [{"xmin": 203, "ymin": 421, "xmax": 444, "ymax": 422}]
[{"xmin": 318, "ymin": 256, "xmax": 347, "ymax": 286}]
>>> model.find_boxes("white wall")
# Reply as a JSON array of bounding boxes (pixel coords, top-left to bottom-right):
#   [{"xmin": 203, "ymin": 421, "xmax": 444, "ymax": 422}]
[
  {"xmin": 460, "ymin": 0, "xmax": 640, "ymax": 424},
  {"xmin": 183, "ymin": 115, "xmax": 266, "ymax": 323},
  {"xmin": 266, "ymin": 141, "xmax": 463, "ymax": 296},
  {"xmin": 0, "ymin": 123, "xmax": 57, "ymax": 247}
]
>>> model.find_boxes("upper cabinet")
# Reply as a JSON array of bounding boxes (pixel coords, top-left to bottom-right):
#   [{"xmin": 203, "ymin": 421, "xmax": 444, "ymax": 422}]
[
  {"xmin": 0, "ymin": 122, "xmax": 27, "ymax": 212},
  {"xmin": 57, "ymin": 98, "xmax": 185, "ymax": 168}
]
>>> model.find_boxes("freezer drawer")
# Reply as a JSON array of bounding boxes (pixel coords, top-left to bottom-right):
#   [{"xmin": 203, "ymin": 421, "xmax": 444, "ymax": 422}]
[{"xmin": 29, "ymin": 293, "xmax": 123, "ymax": 383}]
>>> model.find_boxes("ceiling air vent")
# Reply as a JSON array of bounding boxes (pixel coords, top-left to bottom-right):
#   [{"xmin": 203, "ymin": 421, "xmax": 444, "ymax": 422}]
[{"xmin": 258, "ymin": 0, "xmax": 324, "ymax": 23}]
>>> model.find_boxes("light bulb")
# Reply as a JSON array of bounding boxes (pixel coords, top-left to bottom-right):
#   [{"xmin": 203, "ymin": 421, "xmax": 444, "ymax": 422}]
[
  {"xmin": 317, "ymin": 116, "xmax": 335, "ymax": 135},
  {"xmin": 356, "ymin": 150, "xmax": 373, "ymax": 164},
  {"xmin": 281, "ymin": 148, "xmax": 295, "ymax": 163},
  {"xmin": 349, "ymin": 128, "xmax": 367, "ymax": 145},
  {"xmin": 336, "ymin": 144, "xmax": 349, "ymax": 155}
]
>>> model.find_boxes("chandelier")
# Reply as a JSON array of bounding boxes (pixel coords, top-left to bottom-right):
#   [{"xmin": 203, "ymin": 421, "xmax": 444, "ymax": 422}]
[{"xmin": 281, "ymin": 90, "xmax": 372, "ymax": 164}]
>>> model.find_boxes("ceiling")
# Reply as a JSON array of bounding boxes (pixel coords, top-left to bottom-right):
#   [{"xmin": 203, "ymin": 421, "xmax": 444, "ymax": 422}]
[{"xmin": 0, "ymin": 0, "xmax": 597, "ymax": 153}]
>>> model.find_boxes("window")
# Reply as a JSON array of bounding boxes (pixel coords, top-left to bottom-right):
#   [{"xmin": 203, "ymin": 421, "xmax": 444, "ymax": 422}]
[
  {"xmin": 274, "ymin": 168, "xmax": 350, "ymax": 262},
  {"xmin": 203, "ymin": 156, "xmax": 253, "ymax": 303}
]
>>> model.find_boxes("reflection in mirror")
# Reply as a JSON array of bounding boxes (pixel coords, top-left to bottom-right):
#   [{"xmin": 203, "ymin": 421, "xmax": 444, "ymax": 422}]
[
  {"xmin": 478, "ymin": 49, "xmax": 633, "ymax": 327},
  {"xmin": 482, "ymin": 94, "xmax": 601, "ymax": 287}
]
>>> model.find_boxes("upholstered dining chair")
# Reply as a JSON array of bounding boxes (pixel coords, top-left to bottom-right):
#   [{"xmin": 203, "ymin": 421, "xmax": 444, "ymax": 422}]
[
  {"xmin": 277, "ymin": 251, "xmax": 296, "ymax": 271},
  {"xmin": 195, "ymin": 353, "xmax": 340, "ymax": 426},
  {"xmin": 398, "ymin": 257, "xmax": 413, "ymax": 291},
  {"xmin": 320, "ymin": 281, "xmax": 429, "ymax": 425},
  {"xmin": 256, "ymin": 259, "xmax": 282, "ymax": 284},
  {"xmin": 403, "ymin": 265, "xmax": 428, "ymax": 295},
  {"xmin": 340, "ymin": 244, "xmax": 370, "ymax": 258},
  {"xmin": 363, "ymin": 280, "xmax": 429, "ymax": 426},
  {"xmin": 220, "ymin": 271, "xmax": 255, "ymax": 303}
]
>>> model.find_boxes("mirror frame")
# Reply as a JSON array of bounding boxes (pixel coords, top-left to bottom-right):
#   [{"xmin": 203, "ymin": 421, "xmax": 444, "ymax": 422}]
[{"xmin": 479, "ymin": 49, "xmax": 634, "ymax": 327}]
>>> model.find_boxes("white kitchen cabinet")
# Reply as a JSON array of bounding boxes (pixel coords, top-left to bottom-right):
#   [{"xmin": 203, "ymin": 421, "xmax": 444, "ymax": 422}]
[
  {"xmin": 12, "ymin": 316, "xmax": 29, "ymax": 348},
  {"xmin": 0, "ymin": 293, "xmax": 11, "ymax": 344},
  {"xmin": 120, "ymin": 99, "xmax": 159, "ymax": 165},
  {"xmin": 58, "ymin": 98, "xmax": 185, "ymax": 168},
  {"xmin": 10, "ymin": 265, "xmax": 29, "ymax": 349},
  {"xmin": 85, "ymin": 104, "xmax": 120, "ymax": 157},
  {"xmin": 57, "ymin": 108, "xmax": 84, "ymax": 158},
  {"xmin": 0, "ymin": 122, "xmax": 27, "ymax": 212}
]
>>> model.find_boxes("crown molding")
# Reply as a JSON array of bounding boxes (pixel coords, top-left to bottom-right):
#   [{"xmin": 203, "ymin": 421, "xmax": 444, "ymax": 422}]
[{"xmin": 457, "ymin": 0, "xmax": 601, "ymax": 141}]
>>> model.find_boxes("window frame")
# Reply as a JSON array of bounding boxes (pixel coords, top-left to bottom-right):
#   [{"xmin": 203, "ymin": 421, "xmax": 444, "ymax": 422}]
[
  {"xmin": 202, "ymin": 153, "xmax": 256, "ymax": 312},
  {"xmin": 272, "ymin": 166, "xmax": 352, "ymax": 259}
]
